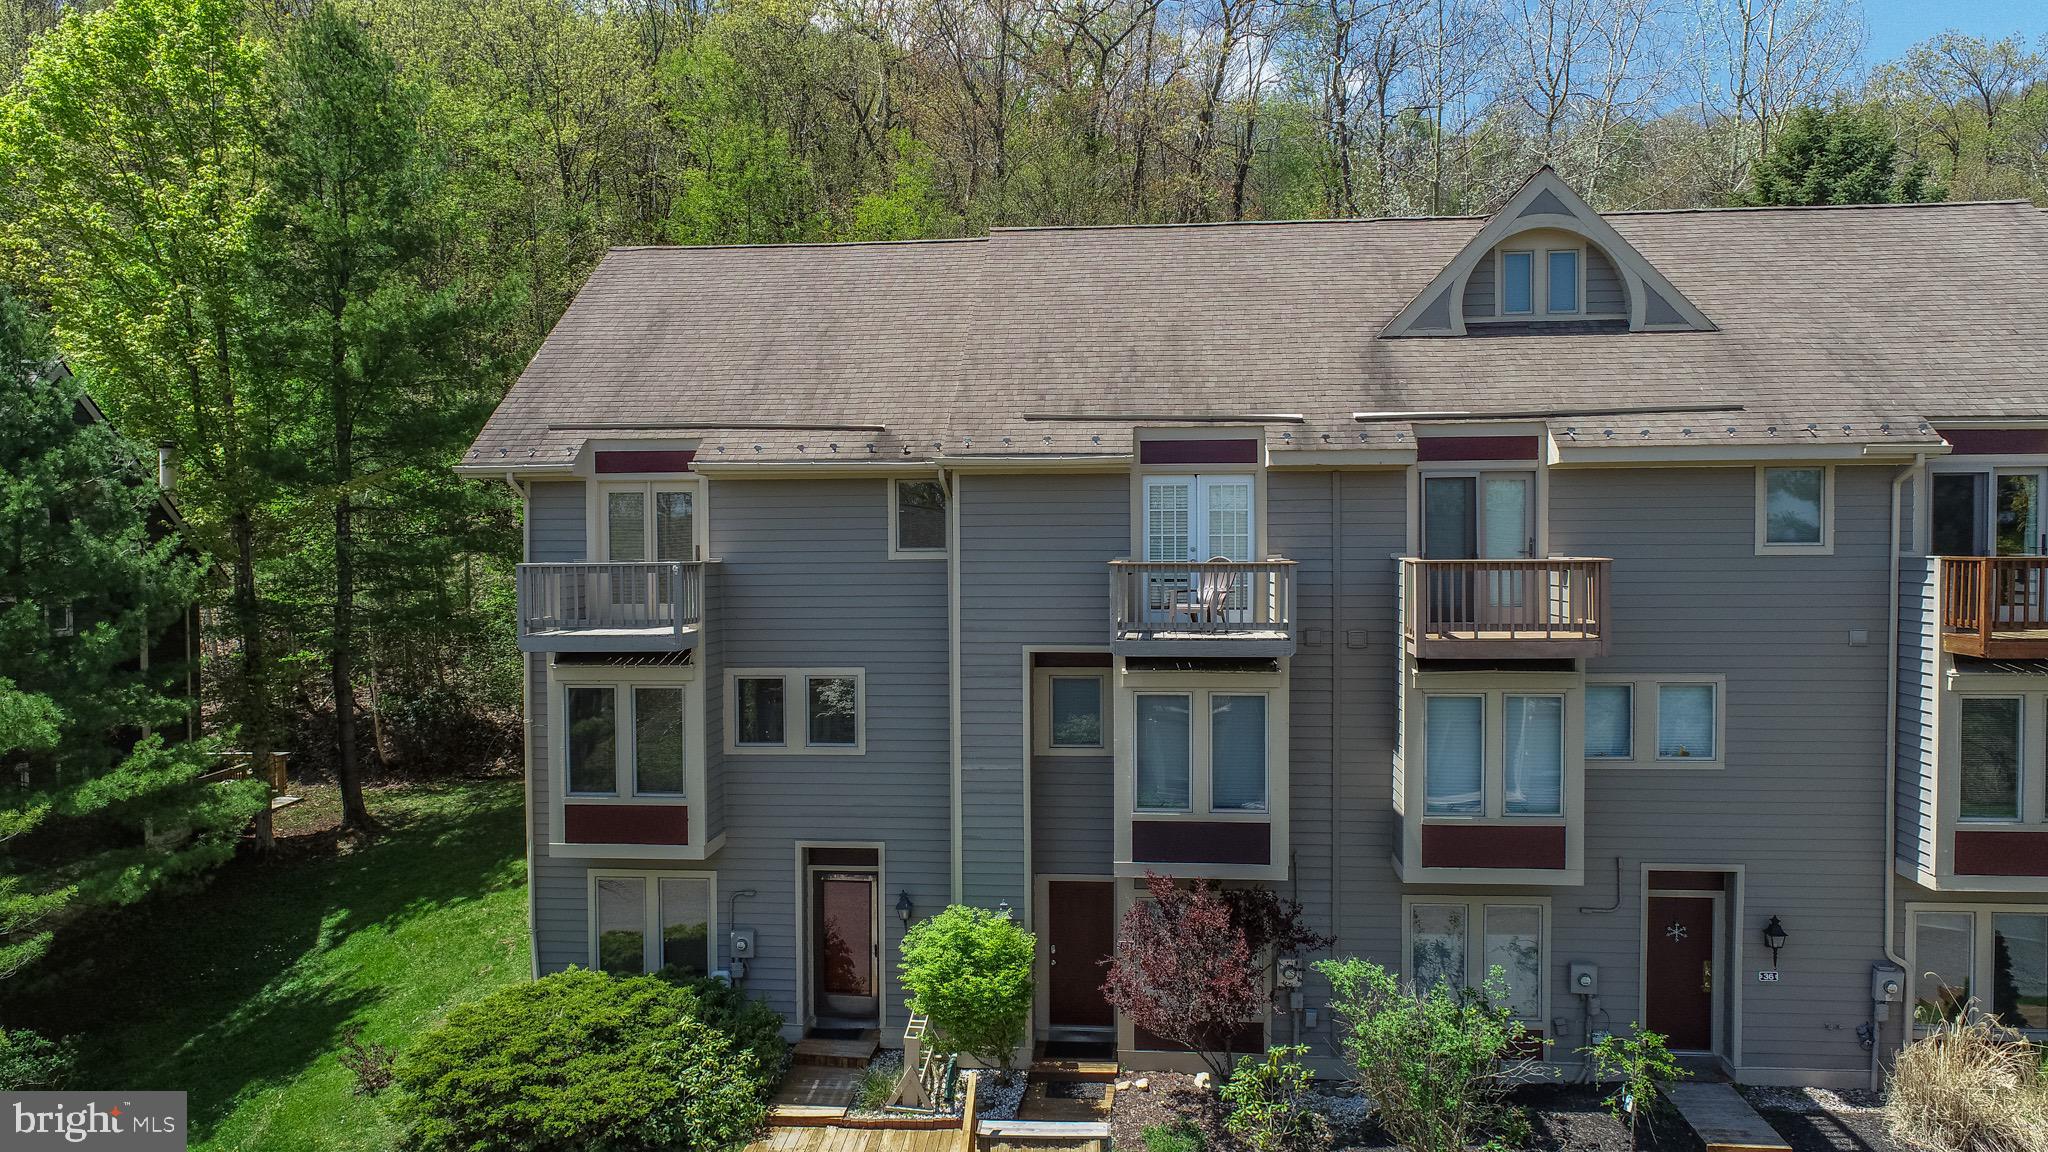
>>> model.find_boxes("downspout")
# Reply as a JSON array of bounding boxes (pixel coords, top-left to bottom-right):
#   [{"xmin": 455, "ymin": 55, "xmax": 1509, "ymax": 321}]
[
  {"xmin": 1328, "ymin": 469, "xmax": 1344, "ymax": 1051},
  {"xmin": 1877, "ymin": 454, "xmax": 1922, "ymax": 1089},
  {"xmin": 945, "ymin": 466, "xmax": 963, "ymax": 904},
  {"xmin": 508, "ymin": 471, "xmax": 539, "ymax": 980}
]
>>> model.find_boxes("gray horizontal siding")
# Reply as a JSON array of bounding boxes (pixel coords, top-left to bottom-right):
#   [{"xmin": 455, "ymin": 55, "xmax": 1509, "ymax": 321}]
[
  {"xmin": 528, "ymin": 480, "xmax": 585, "ymax": 563},
  {"xmin": 1462, "ymin": 252, "xmax": 1496, "ymax": 317},
  {"xmin": 1896, "ymin": 557, "xmax": 1936, "ymax": 876},
  {"xmin": 1587, "ymin": 246, "xmax": 1624, "ymax": 313},
  {"xmin": 1031, "ymin": 755, "xmax": 1112, "ymax": 874}
]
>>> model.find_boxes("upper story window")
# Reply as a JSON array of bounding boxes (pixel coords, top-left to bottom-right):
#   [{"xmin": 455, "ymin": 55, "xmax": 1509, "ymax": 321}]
[
  {"xmin": 564, "ymin": 681, "xmax": 690, "ymax": 798},
  {"xmin": 1960, "ymin": 696, "xmax": 2023, "ymax": 821},
  {"xmin": 1933, "ymin": 467, "xmax": 2045, "ymax": 557},
  {"xmin": 725, "ymin": 668, "xmax": 865, "ymax": 755},
  {"xmin": 1135, "ymin": 688, "xmax": 1269, "ymax": 815},
  {"xmin": 1583, "ymin": 675, "xmax": 1724, "ymax": 768},
  {"xmin": 601, "ymin": 480, "xmax": 698, "ymax": 563},
  {"xmin": 1496, "ymin": 243, "xmax": 1582, "ymax": 318},
  {"xmin": 1035, "ymin": 667, "xmax": 1108, "ymax": 755},
  {"xmin": 1144, "ymin": 474, "xmax": 1255, "ymax": 565},
  {"xmin": 1424, "ymin": 691, "xmax": 1563, "ymax": 817},
  {"xmin": 891, "ymin": 479, "xmax": 947, "ymax": 558},
  {"xmin": 1755, "ymin": 466, "xmax": 1832, "ymax": 555}
]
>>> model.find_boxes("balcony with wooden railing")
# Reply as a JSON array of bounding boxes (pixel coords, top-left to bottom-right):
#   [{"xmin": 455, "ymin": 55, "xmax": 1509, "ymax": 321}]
[
  {"xmin": 1939, "ymin": 556, "xmax": 2048, "ymax": 659},
  {"xmin": 1109, "ymin": 559, "xmax": 1297, "ymax": 657},
  {"xmin": 517, "ymin": 561, "xmax": 706, "ymax": 653},
  {"xmin": 1400, "ymin": 557, "xmax": 1611, "ymax": 659}
]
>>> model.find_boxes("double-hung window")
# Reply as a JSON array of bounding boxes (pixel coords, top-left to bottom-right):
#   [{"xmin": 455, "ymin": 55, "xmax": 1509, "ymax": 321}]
[
  {"xmin": 1909, "ymin": 908, "xmax": 2048, "ymax": 1035},
  {"xmin": 1959, "ymin": 696, "xmax": 2023, "ymax": 821},
  {"xmin": 1584, "ymin": 676, "xmax": 1724, "ymax": 768},
  {"xmin": 1038, "ymin": 671, "xmax": 1108, "ymax": 754},
  {"xmin": 726, "ymin": 669, "xmax": 865, "ymax": 754},
  {"xmin": 1422, "ymin": 690, "xmax": 1565, "ymax": 818},
  {"xmin": 592, "ymin": 871, "xmax": 715, "ymax": 978},
  {"xmin": 562, "ymin": 680, "xmax": 692, "ymax": 799},
  {"xmin": 891, "ymin": 479, "xmax": 947, "ymax": 557},
  {"xmin": 1405, "ymin": 898, "xmax": 1548, "ymax": 1024},
  {"xmin": 1134, "ymin": 688, "xmax": 1271, "ymax": 815}
]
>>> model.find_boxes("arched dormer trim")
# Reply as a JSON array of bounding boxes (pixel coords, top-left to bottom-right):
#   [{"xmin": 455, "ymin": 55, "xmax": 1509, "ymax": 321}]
[{"xmin": 1382, "ymin": 167, "xmax": 1716, "ymax": 338}]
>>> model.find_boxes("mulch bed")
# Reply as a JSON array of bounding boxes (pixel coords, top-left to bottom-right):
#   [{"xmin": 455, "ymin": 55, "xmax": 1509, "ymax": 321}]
[{"xmin": 1109, "ymin": 1072, "xmax": 1902, "ymax": 1152}]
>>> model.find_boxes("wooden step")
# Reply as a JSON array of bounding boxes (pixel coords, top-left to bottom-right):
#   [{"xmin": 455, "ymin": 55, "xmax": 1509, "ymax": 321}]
[
  {"xmin": 793, "ymin": 1033, "xmax": 879, "ymax": 1067},
  {"xmin": 977, "ymin": 1120, "xmax": 1112, "ymax": 1140},
  {"xmin": 1663, "ymin": 1083, "xmax": 1792, "ymax": 1152},
  {"xmin": 1028, "ymin": 1058, "xmax": 1118, "ymax": 1083}
]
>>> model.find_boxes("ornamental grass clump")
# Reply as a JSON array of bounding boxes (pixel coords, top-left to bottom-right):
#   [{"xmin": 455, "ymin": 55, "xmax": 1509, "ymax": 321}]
[{"xmin": 1886, "ymin": 1015, "xmax": 2048, "ymax": 1152}]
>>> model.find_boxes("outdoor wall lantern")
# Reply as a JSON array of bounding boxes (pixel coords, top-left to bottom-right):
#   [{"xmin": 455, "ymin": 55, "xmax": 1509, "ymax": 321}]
[
  {"xmin": 896, "ymin": 890, "xmax": 915, "ymax": 927},
  {"xmin": 1762, "ymin": 916, "xmax": 1788, "ymax": 967}
]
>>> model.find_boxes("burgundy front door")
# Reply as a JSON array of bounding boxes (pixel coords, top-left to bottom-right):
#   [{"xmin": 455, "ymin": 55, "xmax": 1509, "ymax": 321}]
[
  {"xmin": 1645, "ymin": 895, "xmax": 1716, "ymax": 1051},
  {"xmin": 813, "ymin": 873, "xmax": 877, "ymax": 1021},
  {"xmin": 1047, "ymin": 881, "xmax": 1115, "ymax": 1029}
]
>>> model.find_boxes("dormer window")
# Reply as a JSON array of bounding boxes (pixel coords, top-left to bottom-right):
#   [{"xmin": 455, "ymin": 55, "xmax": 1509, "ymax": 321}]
[{"xmin": 1496, "ymin": 243, "xmax": 1582, "ymax": 318}]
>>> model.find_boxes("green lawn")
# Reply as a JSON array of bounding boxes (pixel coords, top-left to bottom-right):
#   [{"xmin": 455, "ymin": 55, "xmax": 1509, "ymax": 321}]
[{"xmin": 18, "ymin": 777, "xmax": 530, "ymax": 1151}]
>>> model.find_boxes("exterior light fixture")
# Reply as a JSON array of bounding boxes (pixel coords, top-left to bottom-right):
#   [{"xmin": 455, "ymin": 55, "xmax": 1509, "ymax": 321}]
[
  {"xmin": 895, "ymin": 890, "xmax": 914, "ymax": 927},
  {"xmin": 1763, "ymin": 916, "xmax": 1788, "ymax": 967}
]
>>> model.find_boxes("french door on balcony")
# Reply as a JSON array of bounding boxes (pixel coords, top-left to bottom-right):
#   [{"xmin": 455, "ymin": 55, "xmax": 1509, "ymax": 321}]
[
  {"xmin": 1422, "ymin": 473, "xmax": 1534, "ymax": 626},
  {"xmin": 600, "ymin": 483, "xmax": 698, "ymax": 620},
  {"xmin": 1934, "ymin": 468, "xmax": 2047, "ymax": 623},
  {"xmin": 1143, "ymin": 475, "xmax": 1254, "ymax": 625}
]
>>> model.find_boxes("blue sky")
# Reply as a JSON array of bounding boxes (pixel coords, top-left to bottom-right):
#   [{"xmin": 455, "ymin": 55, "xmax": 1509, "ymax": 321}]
[{"xmin": 1862, "ymin": 0, "xmax": 2045, "ymax": 63}]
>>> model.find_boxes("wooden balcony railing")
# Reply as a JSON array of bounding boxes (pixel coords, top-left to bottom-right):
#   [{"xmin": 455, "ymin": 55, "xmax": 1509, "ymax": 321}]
[
  {"xmin": 516, "ymin": 561, "xmax": 704, "ymax": 652},
  {"xmin": 1939, "ymin": 556, "xmax": 2048, "ymax": 658},
  {"xmin": 1401, "ymin": 557, "xmax": 1610, "ymax": 658},
  {"xmin": 1109, "ymin": 559, "xmax": 1296, "ymax": 645}
]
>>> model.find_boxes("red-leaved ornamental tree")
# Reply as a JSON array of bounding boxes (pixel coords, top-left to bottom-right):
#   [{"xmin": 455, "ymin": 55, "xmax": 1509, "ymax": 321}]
[{"xmin": 1101, "ymin": 873, "xmax": 1331, "ymax": 1081}]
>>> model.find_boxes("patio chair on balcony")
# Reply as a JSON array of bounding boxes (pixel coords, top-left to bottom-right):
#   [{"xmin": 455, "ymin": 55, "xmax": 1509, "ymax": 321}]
[{"xmin": 1166, "ymin": 558, "xmax": 1241, "ymax": 628}]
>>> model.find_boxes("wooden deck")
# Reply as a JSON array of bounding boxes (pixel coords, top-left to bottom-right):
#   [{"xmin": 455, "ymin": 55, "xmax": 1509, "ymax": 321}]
[{"xmin": 751, "ymin": 1126, "xmax": 967, "ymax": 1152}]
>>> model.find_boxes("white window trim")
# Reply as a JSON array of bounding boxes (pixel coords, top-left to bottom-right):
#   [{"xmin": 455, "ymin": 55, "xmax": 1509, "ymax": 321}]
[
  {"xmin": 1130, "ymin": 687, "xmax": 1273, "ymax": 818},
  {"xmin": 1400, "ymin": 895, "xmax": 1552, "ymax": 1027},
  {"xmin": 888, "ymin": 477, "xmax": 948, "ymax": 560},
  {"xmin": 1583, "ymin": 674, "xmax": 1727, "ymax": 770},
  {"xmin": 724, "ymin": 668, "xmax": 867, "ymax": 756},
  {"xmin": 1418, "ymin": 686, "xmax": 1577, "ymax": 819},
  {"xmin": 1905, "ymin": 903, "xmax": 2048, "ymax": 1040},
  {"xmin": 551, "ymin": 666, "xmax": 700, "ymax": 805},
  {"xmin": 1754, "ymin": 465, "xmax": 1835, "ymax": 555},
  {"xmin": 587, "ymin": 869, "xmax": 718, "ymax": 977},
  {"xmin": 1490, "ymin": 243, "xmax": 1586, "ymax": 319},
  {"xmin": 1957, "ymin": 694, "xmax": 2026, "ymax": 824},
  {"xmin": 1034, "ymin": 668, "xmax": 1110, "ymax": 756},
  {"xmin": 588, "ymin": 477, "xmax": 707, "ymax": 563}
]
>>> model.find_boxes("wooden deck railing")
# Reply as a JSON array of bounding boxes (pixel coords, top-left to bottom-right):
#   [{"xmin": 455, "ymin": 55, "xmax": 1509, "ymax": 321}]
[
  {"xmin": 516, "ymin": 561, "xmax": 703, "ymax": 642},
  {"xmin": 1110, "ymin": 559, "xmax": 1297, "ymax": 636},
  {"xmin": 1402, "ymin": 557, "xmax": 1611, "ymax": 651},
  {"xmin": 1939, "ymin": 556, "xmax": 2048, "ymax": 655}
]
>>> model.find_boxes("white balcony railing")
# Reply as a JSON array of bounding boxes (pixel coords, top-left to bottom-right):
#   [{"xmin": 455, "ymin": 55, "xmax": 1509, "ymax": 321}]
[{"xmin": 516, "ymin": 562, "xmax": 704, "ymax": 651}]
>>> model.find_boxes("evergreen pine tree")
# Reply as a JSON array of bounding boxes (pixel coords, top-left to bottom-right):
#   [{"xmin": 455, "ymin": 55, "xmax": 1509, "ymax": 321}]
[
  {"xmin": 0, "ymin": 286, "xmax": 266, "ymax": 996},
  {"xmin": 1745, "ymin": 107, "xmax": 1934, "ymax": 207}
]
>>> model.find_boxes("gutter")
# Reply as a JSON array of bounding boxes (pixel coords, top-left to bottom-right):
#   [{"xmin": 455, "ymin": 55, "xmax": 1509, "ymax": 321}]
[
  {"xmin": 506, "ymin": 471, "xmax": 541, "ymax": 981},
  {"xmin": 1877, "ymin": 454, "xmax": 1922, "ymax": 1089},
  {"xmin": 945, "ymin": 466, "xmax": 963, "ymax": 903}
]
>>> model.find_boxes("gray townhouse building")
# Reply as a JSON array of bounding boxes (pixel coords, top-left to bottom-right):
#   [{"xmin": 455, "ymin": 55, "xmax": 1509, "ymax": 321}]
[{"xmin": 457, "ymin": 169, "xmax": 2048, "ymax": 1090}]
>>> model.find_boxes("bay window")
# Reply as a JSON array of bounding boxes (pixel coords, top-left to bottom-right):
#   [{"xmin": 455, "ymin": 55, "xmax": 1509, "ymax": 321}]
[
  {"xmin": 1133, "ymin": 688, "xmax": 1271, "ymax": 816},
  {"xmin": 591, "ymin": 871, "xmax": 715, "ymax": 978},
  {"xmin": 1420, "ymin": 689, "xmax": 1570, "ymax": 818},
  {"xmin": 1959, "ymin": 697, "xmax": 2023, "ymax": 821},
  {"xmin": 561, "ymin": 680, "xmax": 690, "ymax": 799},
  {"xmin": 1503, "ymin": 695, "xmax": 1563, "ymax": 816}
]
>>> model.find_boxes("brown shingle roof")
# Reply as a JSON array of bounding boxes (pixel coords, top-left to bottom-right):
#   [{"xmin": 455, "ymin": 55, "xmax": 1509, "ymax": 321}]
[{"xmin": 463, "ymin": 200, "xmax": 2048, "ymax": 470}]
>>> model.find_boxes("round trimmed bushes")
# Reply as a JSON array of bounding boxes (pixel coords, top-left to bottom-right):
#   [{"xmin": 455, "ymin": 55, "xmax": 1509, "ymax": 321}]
[{"xmin": 393, "ymin": 969, "xmax": 769, "ymax": 1152}]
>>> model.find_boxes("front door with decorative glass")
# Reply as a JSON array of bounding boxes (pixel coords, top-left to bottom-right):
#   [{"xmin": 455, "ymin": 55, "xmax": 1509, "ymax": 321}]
[{"xmin": 1143, "ymin": 475, "xmax": 1254, "ymax": 625}]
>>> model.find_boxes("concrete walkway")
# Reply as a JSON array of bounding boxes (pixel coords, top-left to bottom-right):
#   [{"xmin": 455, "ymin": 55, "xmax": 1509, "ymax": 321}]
[{"xmin": 1664, "ymin": 1083, "xmax": 1793, "ymax": 1152}]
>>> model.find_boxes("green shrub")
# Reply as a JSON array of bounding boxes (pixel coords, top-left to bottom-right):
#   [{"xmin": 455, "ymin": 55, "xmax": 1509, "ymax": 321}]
[
  {"xmin": 1315, "ymin": 957, "xmax": 1536, "ymax": 1152},
  {"xmin": 899, "ymin": 904, "xmax": 1035, "ymax": 1074},
  {"xmin": 0, "ymin": 1028, "xmax": 71, "ymax": 1090},
  {"xmin": 1582, "ymin": 1025, "xmax": 1685, "ymax": 1146},
  {"xmin": 393, "ymin": 969, "xmax": 767, "ymax": 1152},
  {"xmin": 1141, "ymin": 1121, "xmax": 1205, "ymax": 1152},
  {"xmin": 1220, "ymin": 1045, "xmax": 1330, "ymax": 1152},
  {"xmin": 660, "ymin": 974, "xmax": 791, "ymax": 1089}
]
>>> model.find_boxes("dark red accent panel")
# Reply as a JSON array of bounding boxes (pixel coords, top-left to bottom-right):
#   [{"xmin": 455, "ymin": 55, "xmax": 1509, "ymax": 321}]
[
  {"xmin": 1937, "ymin": 429, "xmax": 2048, "ymax": 457},
  {"xmin": 1420, "ymin": 823, "xmax": 1567, "ymax": 869},
  {"xmin": 1131, "ymin": 820, "xmax": 1270, "ymax": 865},
  {"xmin": 1954, "ymin": 830, "xmax": 2048, "ymax": 876},
  {"xmin": 594, "ymin": 449, "xmax": 696, "ymax": 474},
  {"xmin": 1648, "ymin": 870, "xmax": 1728, "ymax": 892},
  {"xmin": 564, "ymin": 803, "xmax": 689, "ymax": 845},
  {"xmin": 1138, "ymin": 438, "xmax": 1260, "ymax": 465},
  {"xmin": 807, "ymin": 847, "xmax": 880, "ymax": 867},
  {"xmin": 1415, "ymin": 435, "xmax": 1540, "ymax": 462},
  {"xmin": 1033, "ymin": 651, "xmax": 1114, "ymax": 668}
]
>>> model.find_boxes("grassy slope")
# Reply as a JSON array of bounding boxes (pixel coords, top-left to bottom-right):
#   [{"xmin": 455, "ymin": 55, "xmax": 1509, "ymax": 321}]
[{"xmin": 22, "ymin": 778, "xmax": 529, "ymax": 1151}]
